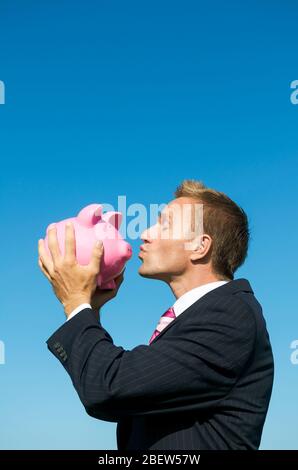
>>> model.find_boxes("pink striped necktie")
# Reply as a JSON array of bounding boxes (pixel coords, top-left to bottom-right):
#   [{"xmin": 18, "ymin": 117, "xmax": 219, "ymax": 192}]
[{"xmin": 149, "ymin": 307, "xmax": 176, "ymax": 345}]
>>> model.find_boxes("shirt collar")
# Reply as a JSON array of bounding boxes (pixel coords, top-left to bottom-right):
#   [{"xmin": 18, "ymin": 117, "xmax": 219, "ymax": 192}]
[{"xmin": 173, "ymin": 280, "xmax": 230, "ymax": 317}]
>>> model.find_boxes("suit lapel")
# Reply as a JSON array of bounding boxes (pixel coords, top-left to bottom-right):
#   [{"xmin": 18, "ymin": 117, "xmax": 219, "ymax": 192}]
[{"xmin": 150, "ymin": 278, "xmax": 253, "ymax": 344}]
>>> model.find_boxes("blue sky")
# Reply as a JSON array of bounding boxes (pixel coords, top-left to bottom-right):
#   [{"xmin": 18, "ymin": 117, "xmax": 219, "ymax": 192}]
[{"xmin": 0, "ymin": 0, "xmax": 297, "ymax": 449}]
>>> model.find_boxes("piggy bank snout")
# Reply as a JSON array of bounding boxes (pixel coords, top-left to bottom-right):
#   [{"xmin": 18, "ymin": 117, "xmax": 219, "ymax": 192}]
[
  {"xmin": 101, "ymin": 239, "xmax": 132, "ymax": 264},
  {"xmin": 118, "ymin": 241, "xmax": 132, "ymax": 261}
]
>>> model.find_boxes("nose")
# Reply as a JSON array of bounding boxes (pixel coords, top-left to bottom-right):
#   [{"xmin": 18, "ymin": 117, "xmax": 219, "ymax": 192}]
[{"xmin": 141, "ymin": 227, "xmax": 151, "ymax": 242}]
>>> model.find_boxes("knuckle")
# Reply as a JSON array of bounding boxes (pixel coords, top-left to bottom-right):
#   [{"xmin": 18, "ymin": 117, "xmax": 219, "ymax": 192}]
[
  {"xmin": 63, "ymin": 257, "xmax": 73, "ymax": 267},
  {"xmin": 53, "ymin": 262, "xmax": 62, "ymax": 273},
  {"xmin": 89, "ymin": 267, "xmax": 97, "ymax": 276},
  {"xmin": 48, "ymin": 269, "xmax": 55, "ymax": 278},
  {"xmin": 91, "ymin": 268, "xmax": 99, "ymax": 277}
]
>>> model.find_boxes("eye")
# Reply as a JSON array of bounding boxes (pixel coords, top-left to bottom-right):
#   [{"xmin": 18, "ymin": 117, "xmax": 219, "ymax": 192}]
[{"xmin": 161, "ymin": 215, "xmax": 169, "ymax": 227}]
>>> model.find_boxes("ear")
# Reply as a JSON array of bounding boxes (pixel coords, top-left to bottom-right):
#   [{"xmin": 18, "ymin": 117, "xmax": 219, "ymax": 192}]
[
  {"xmin": 77, "ymin": 204, "xmax": 102, "ymax": 227},
  {"xmin": 102, "ymin": 211, "xmax": 122, "ymax": 230},
  {"xmin": 188, "ymin": 234, "xmax": 212, "ymax": 260}
]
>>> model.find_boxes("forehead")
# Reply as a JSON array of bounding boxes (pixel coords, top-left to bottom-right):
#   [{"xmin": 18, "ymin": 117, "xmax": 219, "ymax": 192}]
[
  {"xmin": 162, "ymin": 197, "xmax": 196, "ymax": 216},
  {"xmin": 158, "ymin": 198, "xmax": 202, "ymax": 238}
]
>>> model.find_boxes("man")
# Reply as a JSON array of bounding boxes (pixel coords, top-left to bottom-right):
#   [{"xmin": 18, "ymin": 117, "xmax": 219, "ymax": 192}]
[{"xmin": 38, "ymin": 180, "xmax": 274, "ymax": 450}]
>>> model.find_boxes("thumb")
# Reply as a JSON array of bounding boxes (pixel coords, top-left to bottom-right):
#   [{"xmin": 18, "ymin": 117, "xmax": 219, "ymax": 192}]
[{"xmin": 89, "ymin": 240, "xmax": 104, "ymax": 273}]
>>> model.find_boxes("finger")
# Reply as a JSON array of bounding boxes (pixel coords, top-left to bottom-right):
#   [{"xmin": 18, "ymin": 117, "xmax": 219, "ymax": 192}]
[
  {"xmin": 88, "ymin": 240, "xmax": 104, "ymax": 273},
  {"xmin": 38, "ymin": 254, "xmax": 51, "ymax": 276},
  {"xmin": 47, "ymin": 225, "xmax": 62, "ymax": 263},
  {"xmin": 112, "ymin": 271, "xmax": 125, "ymax": 290},
  {"xmin": 115, "ymin": 273, "xmax": 124, "ymax": 288},
  {"xmin": 115, "ymin": 271, "xmax": 124, "ymax": 282},
  {"xmin": 38, "ymin": 257, "xmax": 52, "ymax": 282},
  {"xmin": 39, "ymin": 255, "xmax": 51, "ymax": 275},
  {"xmin": 116, "ymin": 267, "xmax": 126, "ymax": 281},
  {"xmin": 38, "ymin": 239, "xmax": 54, "ymax": 274},
  {"xmin": 64, "ymin": 222, "xmax": 76, "ymax": 263}
]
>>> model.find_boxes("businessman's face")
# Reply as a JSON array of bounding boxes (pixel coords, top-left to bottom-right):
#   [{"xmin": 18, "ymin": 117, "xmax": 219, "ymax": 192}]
[{"xmin": 139, "ymin": 197, "xmax": 199, "ymax": 281}]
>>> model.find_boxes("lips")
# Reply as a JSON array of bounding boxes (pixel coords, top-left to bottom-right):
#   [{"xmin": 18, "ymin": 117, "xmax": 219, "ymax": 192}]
[{"xmin": 139, "ymin": 245, "xmax": 146, "ymax": 258}]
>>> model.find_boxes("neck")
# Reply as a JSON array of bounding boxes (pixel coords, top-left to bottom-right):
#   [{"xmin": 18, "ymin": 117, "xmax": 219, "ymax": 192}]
[{"xmin": 168, "ymin": 271, "xmax": 227, "ymax": 299}]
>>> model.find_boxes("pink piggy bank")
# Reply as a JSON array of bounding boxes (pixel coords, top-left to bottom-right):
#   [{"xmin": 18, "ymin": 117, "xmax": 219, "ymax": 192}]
[{"xmin": 44, "ymin": 203, "xmax": 132, "ymax": 289}]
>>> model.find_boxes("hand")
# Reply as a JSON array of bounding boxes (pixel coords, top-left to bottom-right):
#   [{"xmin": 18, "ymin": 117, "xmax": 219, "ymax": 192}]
[
  {"xmin": 90, "ymin": 270, "xmax": 125, "ymax": 312},
  {"xmin": 38, "ymin": 222, "xmax": 103, "ymax": 318}
]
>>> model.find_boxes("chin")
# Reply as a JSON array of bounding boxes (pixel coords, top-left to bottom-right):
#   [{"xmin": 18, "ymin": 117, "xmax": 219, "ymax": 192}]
[
  {"xmin": 138, "ymin": 265, "xmax": 154, "ymax": 278},
  {"xmin": 138, "ymin": 264, "xmax": 167, "ymax": 281}
]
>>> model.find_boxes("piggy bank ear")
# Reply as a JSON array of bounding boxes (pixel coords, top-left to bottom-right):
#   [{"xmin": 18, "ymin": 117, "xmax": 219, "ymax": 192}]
[
  {"xmin": 102, "ymin": 211, "xmax": 122, "ymax": 230},
  {"xmin": 77, "ymin": 204, "xmax": 102, "ymax": 227}
]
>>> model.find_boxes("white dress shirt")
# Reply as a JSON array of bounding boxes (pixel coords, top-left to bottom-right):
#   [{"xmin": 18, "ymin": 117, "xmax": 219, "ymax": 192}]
[
  {"xmin": 67, "ymin": 280, "xmax": 229, "ymax": 321},
  {"xmin": 172, "ymin": 280, "xmax": 229, "ymax": 317},
  {"xmin": 67, "ymin": 303, "xmax": 93, "ymax": 321}
]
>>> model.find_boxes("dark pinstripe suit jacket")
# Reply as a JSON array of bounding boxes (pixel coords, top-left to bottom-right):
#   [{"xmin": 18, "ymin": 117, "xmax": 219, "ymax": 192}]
[{"xmin": 47, "ymin": 278, "xmax": 274, "ymax": 450}]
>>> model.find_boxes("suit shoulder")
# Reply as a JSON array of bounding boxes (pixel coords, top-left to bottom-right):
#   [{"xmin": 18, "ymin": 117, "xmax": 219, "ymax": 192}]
[
  {"xmin": 184, "ymin": 292, "xmax": 257, "ymax": 344},
  {"xmin": 200, "ymin": 291, "xmax": 257, "ymax": 328}
]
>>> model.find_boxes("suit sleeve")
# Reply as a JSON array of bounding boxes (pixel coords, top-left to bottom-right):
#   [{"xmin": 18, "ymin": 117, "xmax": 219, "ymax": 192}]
[{"xmin": 47, "ymin": 298, "xmax": 256, "ymax": 422}]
